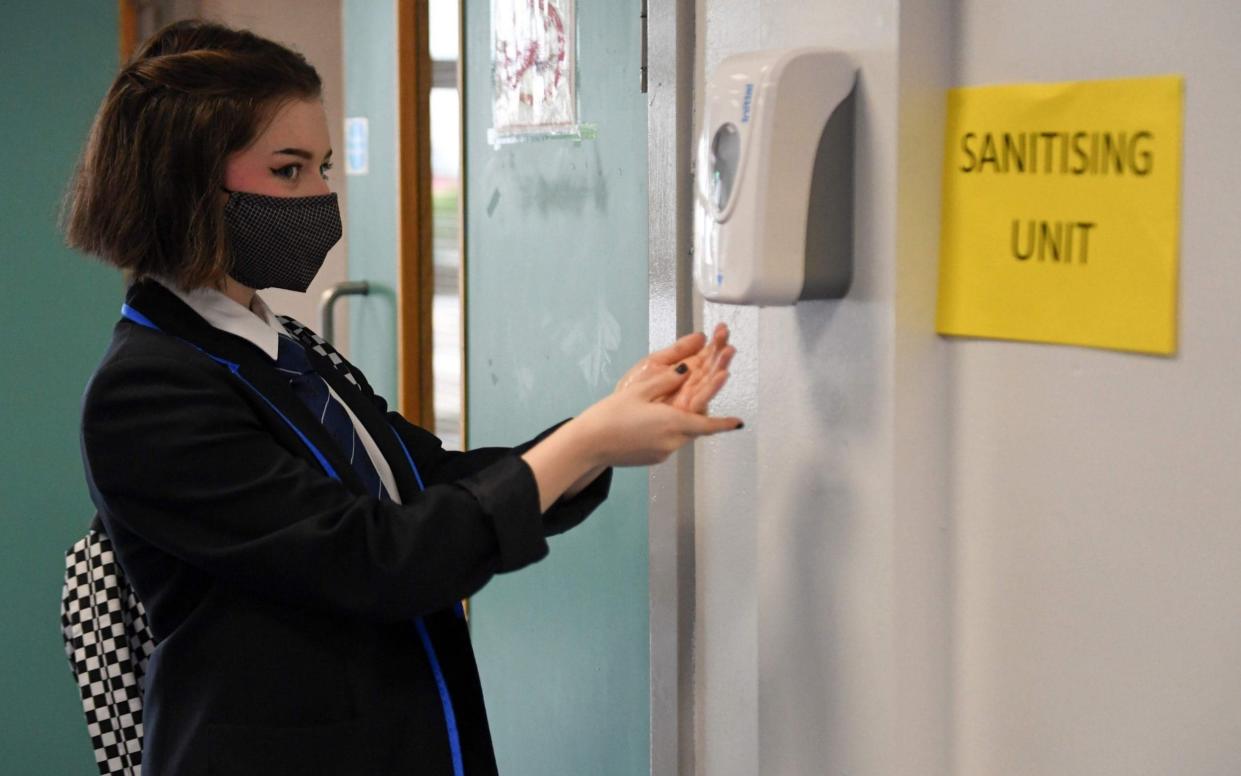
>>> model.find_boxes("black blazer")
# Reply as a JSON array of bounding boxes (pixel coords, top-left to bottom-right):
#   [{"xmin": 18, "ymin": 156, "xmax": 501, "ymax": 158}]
[{"xmin": 80, "ymin": 279, "xmax": 611, "ymax": 775}]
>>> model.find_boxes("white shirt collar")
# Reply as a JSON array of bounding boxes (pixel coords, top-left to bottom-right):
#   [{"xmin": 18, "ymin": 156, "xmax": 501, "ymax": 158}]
[{"xmin": 152, "ymin": 276, "xmax": 287, "ymax": 360}]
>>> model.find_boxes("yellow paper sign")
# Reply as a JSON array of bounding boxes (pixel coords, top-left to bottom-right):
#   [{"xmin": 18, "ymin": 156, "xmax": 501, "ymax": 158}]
[{"xmin": 936, "ymin": 75, "xmax": 1183, "ymax": 355}]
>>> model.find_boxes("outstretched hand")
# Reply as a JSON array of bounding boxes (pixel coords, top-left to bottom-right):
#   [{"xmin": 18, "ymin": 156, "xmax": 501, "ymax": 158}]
[
  {"xmin": 522, "ymin": 324, "xmax": 742, "ymax": 511},
  {"xmin": 615, "ymin": 323, "xmax": 736, "ymax": 414},
  {"xmin": 578, "ymin": 361, "xmax": 743, "ymax": 468}
]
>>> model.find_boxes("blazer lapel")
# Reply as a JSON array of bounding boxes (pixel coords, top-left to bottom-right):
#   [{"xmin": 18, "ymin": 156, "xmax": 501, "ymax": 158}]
[{"xmin": 122, "ymin": 279, "xmax": 369, "ymax": 496}]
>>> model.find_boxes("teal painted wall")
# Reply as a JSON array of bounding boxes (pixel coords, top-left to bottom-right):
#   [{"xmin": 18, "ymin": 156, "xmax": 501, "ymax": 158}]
[
  {"xmin": 343, "ymin": 0, "xmax": 400, "ymax": 399},
  {"xmin": 463, "ymin": 1, "xmax": 651, "ymax": 773},
  {"xmin": 0, "ymin": 2, "xmax": 123, "ymax": 771}
]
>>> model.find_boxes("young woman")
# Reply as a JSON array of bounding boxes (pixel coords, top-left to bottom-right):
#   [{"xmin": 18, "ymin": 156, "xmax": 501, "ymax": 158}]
[{"xmin": 66, "ymin": 20, "xmax": 740, "ymax": 776}]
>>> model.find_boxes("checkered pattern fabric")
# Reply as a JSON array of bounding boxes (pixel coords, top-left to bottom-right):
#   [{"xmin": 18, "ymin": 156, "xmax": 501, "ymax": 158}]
[
  {"xmin": 57, "ymin": 318, "xmax": 352, "ymax": 775},
  {"xmin": 61, "ymin": 525, "xmax": 153, "ymax": 776},
  {"xmin": 277, "ymin": 314, "xmax": 361, "ymax": 388}
]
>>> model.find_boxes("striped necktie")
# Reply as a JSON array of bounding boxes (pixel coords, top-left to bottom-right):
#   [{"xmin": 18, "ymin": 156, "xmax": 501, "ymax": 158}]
[{"xmin": 275, "ymin": 333, "xmax": 390, "ymax": 500}]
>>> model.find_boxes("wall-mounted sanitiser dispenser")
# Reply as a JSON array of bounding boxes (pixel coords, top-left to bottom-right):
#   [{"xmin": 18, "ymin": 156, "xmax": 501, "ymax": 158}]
[{"xmin": 694, "ymin": 48, "xmax": 857, "ymax": 305}]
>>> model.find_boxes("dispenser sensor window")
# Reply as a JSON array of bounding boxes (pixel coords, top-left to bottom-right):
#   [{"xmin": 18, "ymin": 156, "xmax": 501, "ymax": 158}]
[{"xmin": 710, "ymin": 122, "xmax": 741, "ymax": 213}]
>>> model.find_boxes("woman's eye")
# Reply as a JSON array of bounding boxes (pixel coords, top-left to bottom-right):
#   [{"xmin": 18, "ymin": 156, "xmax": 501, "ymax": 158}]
[
  {"xmin": 320, "ymin": 160, "xmax": 334, "ymax": 180},
  {"xmin": 272, "ymin": 164, "xmax": 301, "ymax": 181}
]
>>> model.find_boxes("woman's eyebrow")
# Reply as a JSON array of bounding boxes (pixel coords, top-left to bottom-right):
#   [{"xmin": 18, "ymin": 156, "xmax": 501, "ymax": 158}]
[
  {"xmin": 272, "ymin": 147, "xmax": 313, "ymax": 160},
  {"xmin": 273, "ymin": 147, "xmax": 334, "ymax": 161}
]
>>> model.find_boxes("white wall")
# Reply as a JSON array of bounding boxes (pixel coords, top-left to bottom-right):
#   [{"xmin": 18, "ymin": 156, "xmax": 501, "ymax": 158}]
[
  {"xmin": 691, "ymin": 1, "xmax": 1241, "ymax": 775},
  {"xmin": 948, "ymin": 3, "xmax": 1241, "ymax": 775},
  {"xmin": 693, "ymin": 2, "xmax": 909, "ymax": 775},
  {"xmin": 198, "ymin": 0, "xmax": 350, "ymax": 346}
]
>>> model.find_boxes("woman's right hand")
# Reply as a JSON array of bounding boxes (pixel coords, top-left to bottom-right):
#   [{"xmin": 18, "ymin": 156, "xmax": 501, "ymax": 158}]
[
  {"xmin": 520, "ymin": 340, "xmax": 743, "ymax": 511},
  {"xmin": 576, "ymin": 362, "xmax": 743, "ymax": 468}
]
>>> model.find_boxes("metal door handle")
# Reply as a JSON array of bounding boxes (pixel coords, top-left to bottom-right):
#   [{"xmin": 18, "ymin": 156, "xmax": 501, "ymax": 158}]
[{"xmin": 318, "ymin": 280, "xmax": 370, "ymax": 345}]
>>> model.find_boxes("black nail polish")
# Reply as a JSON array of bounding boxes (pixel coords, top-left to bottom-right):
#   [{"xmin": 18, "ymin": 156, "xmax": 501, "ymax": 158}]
[
  {"xmin": 675, "ymin": 363, "xmax": 688, "ymax": 374},
  {"xmin": 736, "ymin": 421, "xmax": 745, "ymax": 430}
]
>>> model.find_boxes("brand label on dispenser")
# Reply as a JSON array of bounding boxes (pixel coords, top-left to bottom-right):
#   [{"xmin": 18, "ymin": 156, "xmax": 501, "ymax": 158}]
[{"xmin": 936, "ymin": 75, "xmax": 1183, "ymax": 355}]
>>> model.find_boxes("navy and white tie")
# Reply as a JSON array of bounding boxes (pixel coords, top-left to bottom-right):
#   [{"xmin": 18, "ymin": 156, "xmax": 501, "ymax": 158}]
[{"xmin": 276, "ymin": 333, "xmax": 390, "ymax": 500}]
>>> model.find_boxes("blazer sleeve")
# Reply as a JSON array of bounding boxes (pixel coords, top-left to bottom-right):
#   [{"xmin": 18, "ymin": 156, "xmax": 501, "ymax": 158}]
[
  {"xmin": 372, "ymin": 382, "xmax": 614, "ymax": 539},
  {"xmin": 81, "ymin": 353, "xmax": 550, "ymax": 624}
]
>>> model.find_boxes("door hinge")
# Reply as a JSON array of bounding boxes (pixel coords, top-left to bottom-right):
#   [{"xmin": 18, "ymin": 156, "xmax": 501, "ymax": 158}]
[{"xmin": 640, "ymin": 0, "xmax": 648, "ymax": 93}]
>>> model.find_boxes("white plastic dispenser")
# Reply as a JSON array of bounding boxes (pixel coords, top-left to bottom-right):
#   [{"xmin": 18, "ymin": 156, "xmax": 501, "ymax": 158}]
[{"xmin": 694, "ymin": 48, "xmax": 857, "ymax": 305}]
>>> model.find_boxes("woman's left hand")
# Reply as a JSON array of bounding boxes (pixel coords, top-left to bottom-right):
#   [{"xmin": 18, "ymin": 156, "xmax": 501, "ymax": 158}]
[{"xmin": 615, "ymin": 323, "xmax": 735, "ymax": 413}]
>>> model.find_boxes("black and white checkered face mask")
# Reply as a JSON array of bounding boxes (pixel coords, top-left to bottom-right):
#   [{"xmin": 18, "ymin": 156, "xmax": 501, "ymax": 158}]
[{"xmin": 223, "ymin": 190, "xmax": 342, "ymax": 292}]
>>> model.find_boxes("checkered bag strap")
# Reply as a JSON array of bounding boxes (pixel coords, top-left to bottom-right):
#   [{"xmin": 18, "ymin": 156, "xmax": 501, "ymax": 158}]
[
  {"xmin": 276, "ymin": 314, "xmax": 362, "ymax": 388},
  {"xmin": 61, "ymin": 524, "xmax": 154, "ymax": 776}
]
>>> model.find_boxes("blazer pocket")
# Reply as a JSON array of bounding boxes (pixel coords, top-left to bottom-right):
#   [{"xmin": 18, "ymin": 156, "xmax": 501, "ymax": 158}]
[{"xmin": 208, "ymin": 718, "xmax": 367, "ymax": 776}]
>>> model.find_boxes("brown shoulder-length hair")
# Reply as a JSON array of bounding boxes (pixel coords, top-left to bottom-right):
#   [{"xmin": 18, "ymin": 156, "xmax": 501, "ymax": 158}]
[{"xmin": 63, "ymin": 20, "xmax": 322, "ymax": 290}]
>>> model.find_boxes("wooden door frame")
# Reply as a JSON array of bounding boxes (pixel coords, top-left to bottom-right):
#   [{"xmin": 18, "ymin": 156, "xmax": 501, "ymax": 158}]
[
  {"xmin": 395, "ymin": 0, "xmax": 436, "ymax": 428},
  {"xmin": 119, "ymin": 0, "xmax": 139, "ymax": 61}
]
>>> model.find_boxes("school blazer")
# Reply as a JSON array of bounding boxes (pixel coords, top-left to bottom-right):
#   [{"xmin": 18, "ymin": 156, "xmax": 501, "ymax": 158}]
[{"xmin": 80, "ymin": 279, "xmax": 612, "ymax": 775}]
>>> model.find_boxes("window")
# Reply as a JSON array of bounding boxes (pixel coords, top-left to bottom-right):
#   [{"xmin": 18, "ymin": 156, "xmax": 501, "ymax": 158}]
[{"xmin": 428, "ymin": 0, "xmax": 463, "ymax": 450}]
